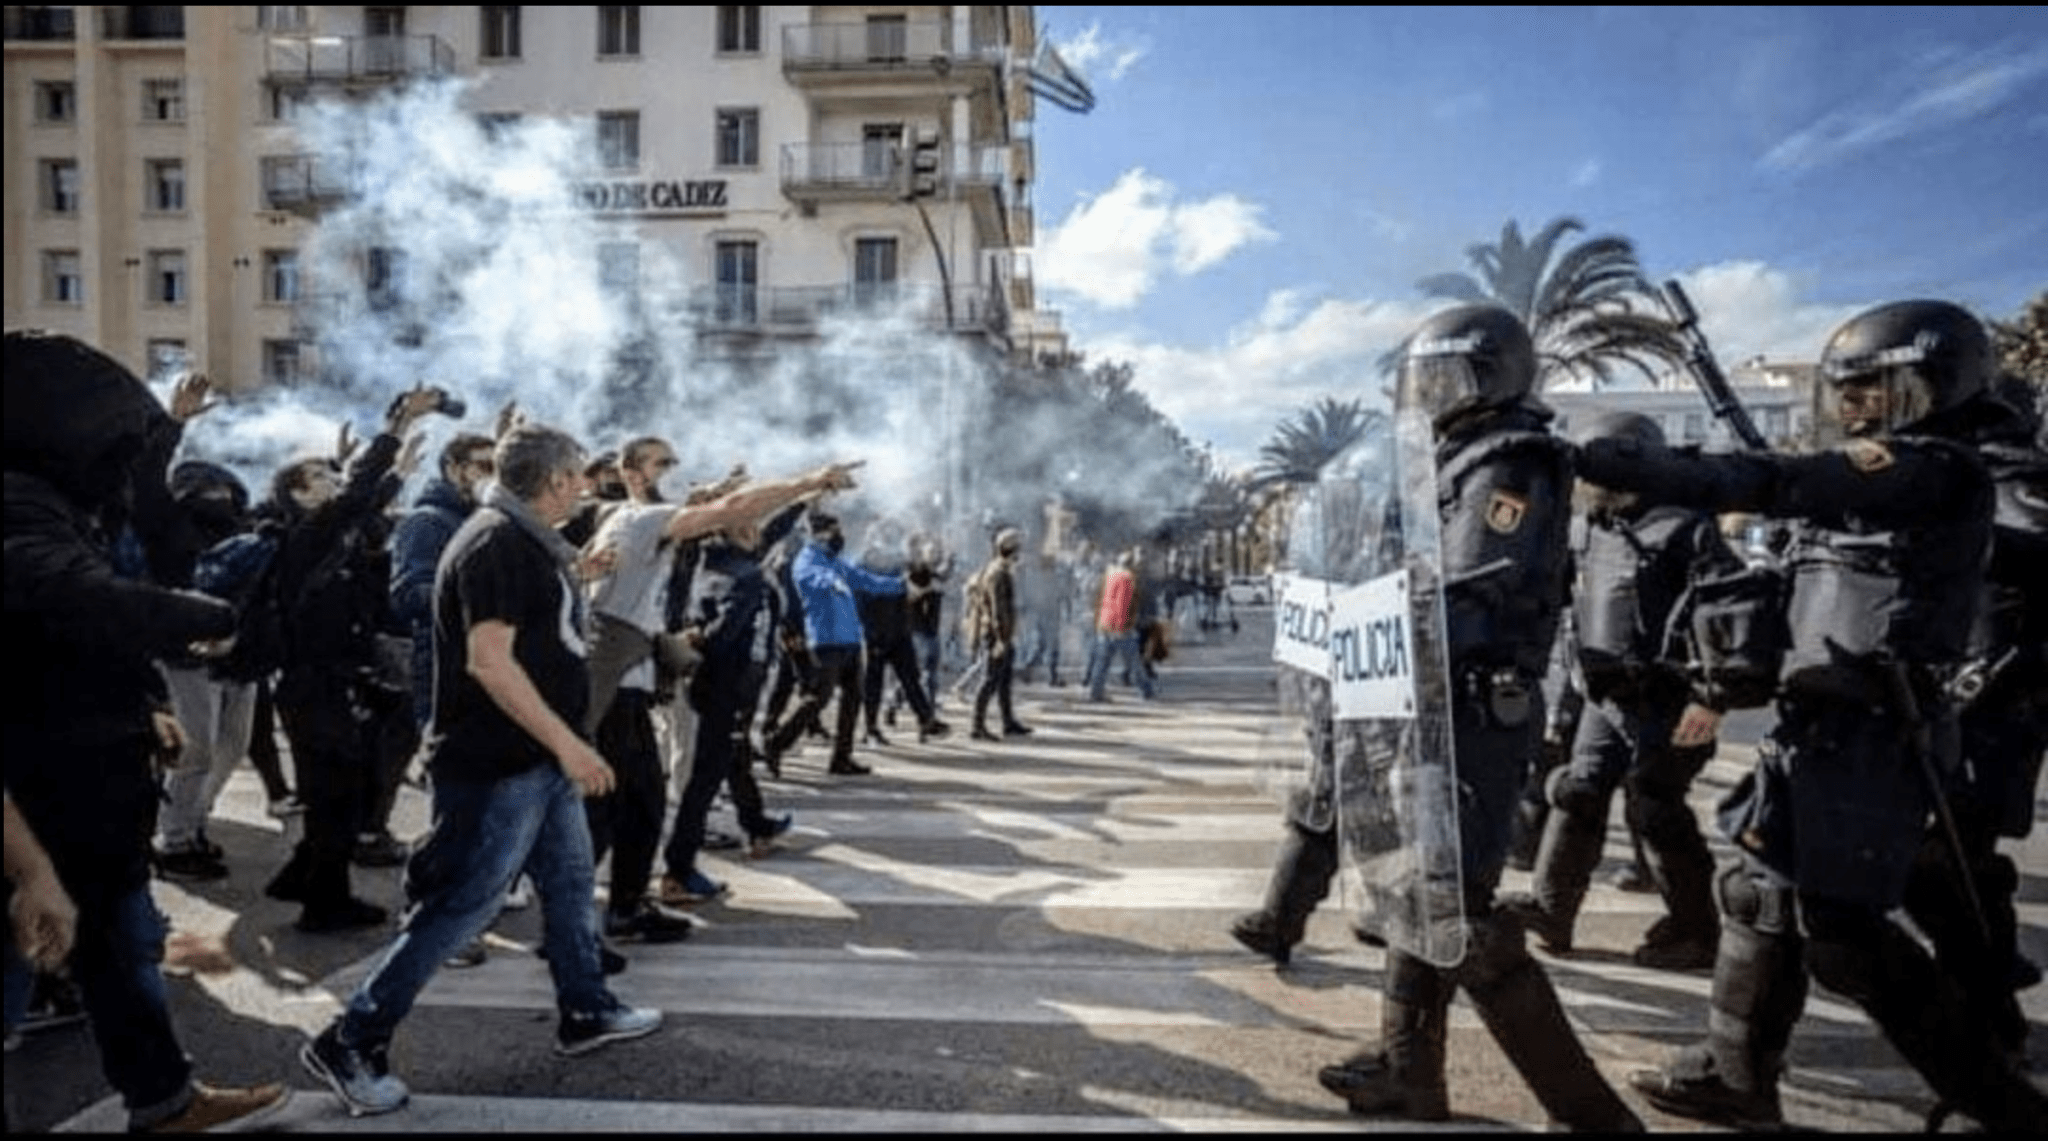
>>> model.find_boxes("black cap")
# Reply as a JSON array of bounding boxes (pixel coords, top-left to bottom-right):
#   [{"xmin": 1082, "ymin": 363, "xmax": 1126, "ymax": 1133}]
[{"xmin": 808, "ymin": 509, "xmax": 840, "ymax": 533}]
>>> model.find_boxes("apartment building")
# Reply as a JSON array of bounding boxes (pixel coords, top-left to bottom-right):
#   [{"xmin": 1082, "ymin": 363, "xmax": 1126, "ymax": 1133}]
[{"xmin": 4, "ymin": 5, "xmax": 1064, "ymax": 392}]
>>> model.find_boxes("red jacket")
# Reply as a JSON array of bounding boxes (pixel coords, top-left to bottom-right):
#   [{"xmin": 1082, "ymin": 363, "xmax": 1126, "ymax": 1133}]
[{"xmin": 1096, "ymin": 567, "xmax": 1137, "ymax": 634}]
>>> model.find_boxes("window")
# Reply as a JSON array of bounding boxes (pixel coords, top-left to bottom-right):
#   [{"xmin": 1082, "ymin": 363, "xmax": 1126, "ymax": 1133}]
[
  {"xmin": 1682, "ymin": 412, "xmax": 1705, "ymax": 443},
  {"xmin": 853, "ymin": 237, "xmax": 899, "ymax": 306},
  {"xmin": 147, "ymin": 249, "xmax": 188, "ymax": 305},
  {"xmin": 146, "ymin": 159, "xmax": 186, "ymax": 212},
  {"xmin": 366, "ymin": 247, "xmax": 406, "ymax": 310},
  {"xmin": 262, "ymin": 339, "xmax": 303, "ymax": 385},
  {"xmin": 599, "ymin": 242, "xmax": 639, "ymax": 296},
  {"xmin": 146, "ymin": 340, "xmax": 188, "ymax": 379},
  {"xmin": 480, "ymin": 6, "xmax": 521, "ymax": 60},
  {"xmin": 597, "ymin": 111, "xmax": 640, "ymax": 170},
  {"xmin": 714, "ymin": 240, "xmax": 757, "ymax": 325},
  {"xmin": 363, "ymin": 6, "xmax": 406, "ymax": 71},
  {"xmin": 866, "ymin": 14, "xmax": 907, "ymax": 63},
  {"xmin": 269, "ymin": 85, "xmax": 310, "ymax": 122},
  {"xmin": 862, "ymin": 123, "xmax": 904, "ymax": 180},
  {"xmin": 598, "ymin": 6, "xmax": 639, "ymax": 57},
  {"xmin": 42, "ymin": 160, "xmax": 80, "ymax": 213},
  {"xmin": 257, "ymin": 7, "xmax": 307, "ymax": 31},
  {"xmin": 716, "ymin": 108, "xmax": 758, "ymax": 168},
  {"xmin": 142, "ymin": 78, "xmax": 184, "ymax": 122},
  {"xmin": 717, "ymin": 6, "xmax": 760, "ymax": 53},
  {"xmin": 1764, "ymin": 406, "xmax": 1790, "ymax": 442},
  {"xmin": 36, "ymin": 81, "xmax": 76, "ymax": 123},
  {"xmin": 477, "ymin": 111, "xmax": 522, "ymax": 142},
  {"xmin": 43, "ymin": 251, "xmax": 84, "ymax": 305},
  {"xmin": 264, "ymin": 249, "xmax": 300, "ymax": 304}
]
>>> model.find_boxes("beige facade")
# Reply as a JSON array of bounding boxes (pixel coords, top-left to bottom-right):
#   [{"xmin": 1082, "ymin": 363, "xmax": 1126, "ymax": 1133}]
[{"xmin": 4, "ymin": 4, "xmax": 1063, "ymax": 392}]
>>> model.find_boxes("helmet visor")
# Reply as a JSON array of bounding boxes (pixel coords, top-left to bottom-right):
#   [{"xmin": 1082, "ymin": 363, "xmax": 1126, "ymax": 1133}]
[
  {"xmin": 1819, "ymin": 367, "xmax": 1934, "ymax": 439},
  {"xmin": 1397, "ymin": 356, "xmax": 1480, "ymax": 422}
]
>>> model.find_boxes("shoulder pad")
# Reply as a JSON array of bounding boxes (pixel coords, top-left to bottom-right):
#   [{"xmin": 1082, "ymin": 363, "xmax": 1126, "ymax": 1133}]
[{"xmin": 1440, "ymin": 429, "xmax": 1571, "ymax": 488}]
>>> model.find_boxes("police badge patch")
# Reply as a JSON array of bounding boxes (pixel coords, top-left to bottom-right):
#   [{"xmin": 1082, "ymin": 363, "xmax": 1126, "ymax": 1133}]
[
  {"xmin": 1842, "ymin": 439, "xmax": 1896, "ymax": 474},
  {"xmin": 1486, "ymin": 490, "xmax": 1528, "ymax": 534}
]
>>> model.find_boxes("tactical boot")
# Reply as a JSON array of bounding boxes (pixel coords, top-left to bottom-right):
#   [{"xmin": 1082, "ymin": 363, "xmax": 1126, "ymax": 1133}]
[
  {"xmin": 1631, "ymin": 916, "xmax": 1718, "ymax": 971},
  {"xmin": 1465, "ymin": 954, "xmax": 1643, "ymax": 1131},
  {"xmin": 1317, "ymin": 953, "xmax": 1451, "ymax": 1120},
  {"xmin": 1519, "ymin": 792, "xmax": 1610, "ymax": 954},
  {"xmin": 1628, "ymin": 1044, "xmax": 1782, "ymax": 1130},
  {"xmin": 1228, "ymin": 910, "xmax": 1296, "ymax": 966}
]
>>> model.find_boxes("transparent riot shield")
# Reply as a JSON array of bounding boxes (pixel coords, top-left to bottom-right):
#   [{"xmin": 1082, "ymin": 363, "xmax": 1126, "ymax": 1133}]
[
  {"xmin": 1330, "ymin": 408, "xmax": 1465, "ymax": 968},
  {"xmin": 1255, "ymin": 429, "xmax": 1397, "ymax": 832}
]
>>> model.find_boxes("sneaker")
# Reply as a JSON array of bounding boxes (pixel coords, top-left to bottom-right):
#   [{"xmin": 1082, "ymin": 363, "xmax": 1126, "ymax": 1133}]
[
  {"xmin": 605, "ymin": 901, "xmax": 695, "ymax": 944},
  {"xmin": 918, "ymin": 719, "xmax": 951, "ymax": 743},
  {"xmin": 266, "ymin": 795, "xmax": 307, "ymax": 818},
  {"xmin": 351, "ymin": 832, "xmax": 410, "ymax": 868},
  {"xmin": 443, "ymin": 938, "xmax": 489, "ymax": 969},
  {"xmin": 703, "ymin": 830, "xmax": 744, "ymax": 852},
  {"xmin": 1627, "ymin": 1049, "xmax": 1782, "ymax": 1130},
  {"xmin": 861, "ymin": 728, "xmax": 891, "ymax": 747},
  {"xmin": 657, "ymin": 870, "xmax": 729, "ymax": 906},
  {"xmin": 748, "ymin": 814, "xmax": 795, "ymax": 859},
  {"xmin": 301, "ymin": 1024, "xmax": 409, "ymax": 1118},
  {"xmin": 555, "ymin": 1004, "xmax": 662, "ymax": 1058},
  {"xmin": 295, "ymin": 897, "xmax": 389, "ymax": 934},
  {"xmin": 155, "ymin": 847, "xmax": 229, "ymax": 883},
  {"xmin": 827, "ymin": 758, "xmax": 873, "ymax": 775},
  {"xmin": 1001, "ymin": 722, "xmax": 1034, "ymax": 737},
  {"xmin": 503, "ymin": 874, "xmax": 533, "ymax": 910},
  {"xmin": 139, "ymin": 1080, "xmax": 291, "ymax": 1132}
]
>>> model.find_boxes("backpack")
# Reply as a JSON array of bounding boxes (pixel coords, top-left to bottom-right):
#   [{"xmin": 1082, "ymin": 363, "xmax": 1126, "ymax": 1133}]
[
  {"xmin": 960, "ymin": 564, "xmax": 993, "ymax": 646},
  {"xmin": 193, "ymin": 525, "xmax": 287, "ymax": 679}
]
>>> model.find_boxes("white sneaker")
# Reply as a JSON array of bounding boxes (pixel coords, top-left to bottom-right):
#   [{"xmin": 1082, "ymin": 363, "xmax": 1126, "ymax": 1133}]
[{"xmin": 503, "ymin": 874, "xmax": 533, "ymax": 911}]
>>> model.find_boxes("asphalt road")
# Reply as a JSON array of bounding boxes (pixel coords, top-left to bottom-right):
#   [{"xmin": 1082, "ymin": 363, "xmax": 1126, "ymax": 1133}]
[{"xmin": 9, "ymin": 603, "xmax": 2043, "ymax": 1132}]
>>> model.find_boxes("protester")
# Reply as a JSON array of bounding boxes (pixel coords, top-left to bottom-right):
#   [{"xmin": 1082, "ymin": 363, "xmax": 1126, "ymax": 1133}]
[
  {"xmin": 762, "ymin": 509, "xmax": 906, "ymax": 777},
  {"xmin": 968, "ymin": 527, "xmax": 1033, "ymax": 740},
  {"xmin": 5, "ymin": 329, "xmax": 290, "ymax": 1132},
  {"xmin": 1084, "ymin": 549, "xmax": 1157, "ymax": 702},
  {"xmin": 857, "ymin": 518, "xmax": 951, "ymax": 746}
]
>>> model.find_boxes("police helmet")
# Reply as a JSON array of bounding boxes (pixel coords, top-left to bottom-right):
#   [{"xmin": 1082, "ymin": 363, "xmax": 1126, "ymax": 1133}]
[
  {"xmin": 1818, "ymin": 300, "xmax": 1990, "ymax": 437},
  {"xmin": 1396, "ymin": 305, "xmax": 1537, "ymax": 430},
  {"xmin": 1568, "ymin": 409, "xmax": 1665, "ymax": 451}
]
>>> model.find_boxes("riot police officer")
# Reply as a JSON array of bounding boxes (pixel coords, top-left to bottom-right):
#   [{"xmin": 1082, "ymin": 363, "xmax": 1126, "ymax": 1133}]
[
  {"xmin": 1316, "ymin": 305, "xmax": 1642, "ymax": 1131},
  {"xmin": 1900, "ymin": 379, "xmax": 2045, "ymax": 1079},
  {"xmin": 1579, "ymin": 300, "xmax": 2047, "ymax": 1132},
  {"xmin": 1504, "ymin": 411, "xmax": 1746, "ymax": 972}
]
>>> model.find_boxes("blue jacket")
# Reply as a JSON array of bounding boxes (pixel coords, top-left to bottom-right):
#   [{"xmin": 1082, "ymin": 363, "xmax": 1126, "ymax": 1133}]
[
  {"xmin": 791, "ymin": 539, "xmax": 904, "ymax": 650},
  {"xmin": 389, "ymin": 476, "xmax": 472, "ymax": 724}
]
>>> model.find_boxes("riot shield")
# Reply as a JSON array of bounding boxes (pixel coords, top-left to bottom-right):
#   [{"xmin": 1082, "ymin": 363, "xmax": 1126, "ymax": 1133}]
[
  {"xmin": 1328, "ymin": 408, "xmax": 1465, "ymax": 968},
  {"xmin": 1255, "ymin": 429, "xmax": 1397, "ymax": 831}
]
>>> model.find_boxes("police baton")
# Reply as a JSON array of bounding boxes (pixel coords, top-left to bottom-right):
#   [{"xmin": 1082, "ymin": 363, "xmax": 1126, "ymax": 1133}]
[{"xmin": 1884, "ymin": 662, "xmax": 1994, "ymax": 947}]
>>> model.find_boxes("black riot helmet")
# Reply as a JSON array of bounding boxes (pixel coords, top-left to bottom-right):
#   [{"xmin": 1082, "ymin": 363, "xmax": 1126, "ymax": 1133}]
[
  {"xmin": 1568, "ymin": 409, "xmax": 1666, "ymax": 451},
  {"xmin": 1396, "ymin": 304, "xmax": 1538, "ymax": 432},
  {"xmin": 1818, "ymin": 300, "xmax": 1990, "ymax": 438}
]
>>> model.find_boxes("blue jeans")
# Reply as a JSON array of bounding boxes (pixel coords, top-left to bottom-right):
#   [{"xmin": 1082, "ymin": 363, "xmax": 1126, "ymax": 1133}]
[
  {"xmin": 68, "ymin": 880, "xmax": 194, "ymax": 1126},
  {"xmin": 1085, "ymin": 631, "xmax": 1154, "ymax": 700},
  {"xmin": 910, "ymin": 630, "xmax": 942, "ymax": 702},
  {"xmin": 336, "ymin": 763, "xmax": 617, "ymax": 1048}
]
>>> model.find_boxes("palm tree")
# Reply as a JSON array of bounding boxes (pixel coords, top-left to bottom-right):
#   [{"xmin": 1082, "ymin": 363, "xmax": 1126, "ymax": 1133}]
[
  {"xmin": 1251, "ymin": 396, "xmax": 1387, "ymax": 488},
  {"xmin": 1408, "ymin": 216, "xmax": 1683, "ymax": 391}
]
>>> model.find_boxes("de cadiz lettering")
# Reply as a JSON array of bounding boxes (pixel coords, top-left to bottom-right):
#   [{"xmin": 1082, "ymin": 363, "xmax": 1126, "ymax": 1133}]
[
  {"xmin": 1278, "ymin": 598, "xmax": 1331, "ymax": 652},
  {"xmin": 576, "ymin": 179, "xmax": 729, "ymax": 214}
]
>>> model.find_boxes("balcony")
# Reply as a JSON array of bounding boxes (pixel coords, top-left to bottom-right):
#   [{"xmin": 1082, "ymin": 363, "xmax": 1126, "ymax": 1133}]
[
  {"xmin": 686, "ymin": 283, "xmax": 1007, "ymax": 339},
  {"xmin": 263, "ymin": 34, "xmax": 455, "ymax": 87},
  {"xmin": 4, "ymin": 6, "xmax": 76, "ymax": 41},
  {"xmin": 99, "ymin": 5, "xmax": 181, "ymax": 41},
  {"xmin": 779, "ymin": 143, "xmax": 901, "ymax": 204},
  {"xmin": 782, "ymin": 20, "xmax": 1001, "ymax": 92},
  {"xmin": 260, "ymin": 154, "xmax": 352, "ymax": 216}
]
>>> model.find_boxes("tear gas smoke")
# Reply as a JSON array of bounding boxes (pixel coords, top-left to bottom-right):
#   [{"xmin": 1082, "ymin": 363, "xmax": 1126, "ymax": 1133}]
[{"xmin": 161, "ymin": 80, "xmax": 1207, "ymax": 561}]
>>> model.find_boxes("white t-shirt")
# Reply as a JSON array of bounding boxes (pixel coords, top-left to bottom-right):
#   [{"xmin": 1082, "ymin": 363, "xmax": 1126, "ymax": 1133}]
[{"xmin": 586, "ymin": 502, "xmax": 682, "ymax": 691}]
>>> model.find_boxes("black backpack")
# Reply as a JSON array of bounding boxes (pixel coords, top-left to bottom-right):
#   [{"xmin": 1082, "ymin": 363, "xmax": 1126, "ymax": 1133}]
[{"xmin": 193, "ymin": 523, "xmax": 287, "ymax": 680}]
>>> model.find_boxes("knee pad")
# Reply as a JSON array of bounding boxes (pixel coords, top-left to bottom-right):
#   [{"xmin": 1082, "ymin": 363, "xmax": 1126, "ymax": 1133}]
[
  {"xmin": 1714, "ymin": 864, "xmax": 1796, "ymax": 936},
  {"xmin": 1544, "ymin": 766, "xmax": 1609, "ymax": 820}
]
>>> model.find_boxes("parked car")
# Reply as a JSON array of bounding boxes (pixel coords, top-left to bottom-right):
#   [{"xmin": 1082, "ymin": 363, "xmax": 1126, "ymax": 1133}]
[{"xmin": 1224, "ymin": 575, "xmax": 1272, "ymax": 606}]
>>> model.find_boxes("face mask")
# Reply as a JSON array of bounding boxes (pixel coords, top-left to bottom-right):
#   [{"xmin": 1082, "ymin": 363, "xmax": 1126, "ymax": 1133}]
[{"xmin": 826, "ymin": 533, "xmax": 847, "ymax": 556}]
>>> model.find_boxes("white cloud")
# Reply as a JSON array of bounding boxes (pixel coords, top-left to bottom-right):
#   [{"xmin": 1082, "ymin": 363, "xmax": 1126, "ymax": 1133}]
[
  {"xmin": 1673, "ymin": 261, "xmax": 1865, "ymax": 367},
  {"xmin": 1054, "ymin": 23, "xmax": 1147, "ymax": 82},
  {"xmin": 1762, "ymin": 41, "xmax": 2048, "ymax": 171},
  {"xmin": 1570, "ymin": 158, "xmax": 1603, "ymax": 188},
  {"xmin": 1038, "ymin": 169, "xmax": 1276, "ymax": 309}
]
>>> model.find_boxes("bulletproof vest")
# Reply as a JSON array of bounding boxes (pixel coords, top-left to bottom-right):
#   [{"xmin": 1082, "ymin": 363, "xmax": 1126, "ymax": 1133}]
[
  {"xmin": 1969, "ymin": 440, "xmax": 2048, "ymax": 661},
  {"xmin": 1573, "ymin": 505, "xmax": 1694, "ymax": 685},
  {"xmin": 1779, "ymin": 435, "xmax": 1991, "ymax": 696},
  {"xmin": 1437, "ymin": 424, "xmax": 1573, "ymax": 674}
]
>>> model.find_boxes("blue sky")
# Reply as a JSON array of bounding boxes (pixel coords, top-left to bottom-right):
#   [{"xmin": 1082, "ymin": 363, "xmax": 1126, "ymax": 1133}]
[{"xmin": 1028, "ymin": 6, "xmax": 2048, "ymax": 471}]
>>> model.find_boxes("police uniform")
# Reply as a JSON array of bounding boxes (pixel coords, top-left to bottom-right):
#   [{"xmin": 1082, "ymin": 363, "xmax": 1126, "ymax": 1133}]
[
  {"xmin": 1316, "ymin": 305, "xmax": 1641, "ymax": 1131},
  {"xmin": 1581, "ymin": 300, "xmax": 2047, "ymax": 1133}
]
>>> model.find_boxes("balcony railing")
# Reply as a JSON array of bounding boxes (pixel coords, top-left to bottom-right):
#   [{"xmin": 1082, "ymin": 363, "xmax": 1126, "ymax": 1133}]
[
  {"xmin": 779, "ymin": 143, "xmax": 900, "ymax": 197},
  {"xmin": 99, "ymin": 6, "xmax": 182, "ymax": 41},
  {"xmin": 260, "ymin": 154, "xmax": 352, "ymax": 212},
  {"xmin": 264, "ymin": 34, "xmax": 455, "ymax": 85},
  {"xmin": 687, "ymin": 283, "xmax": 1007, "ymax": 336},
  {"xmin": 782, "ymin": 20, "xmax": 1001, "ymax": 74},
  {"xmin": 4, "ymin": 6, "xmax": 77, "ymax": 41}
]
